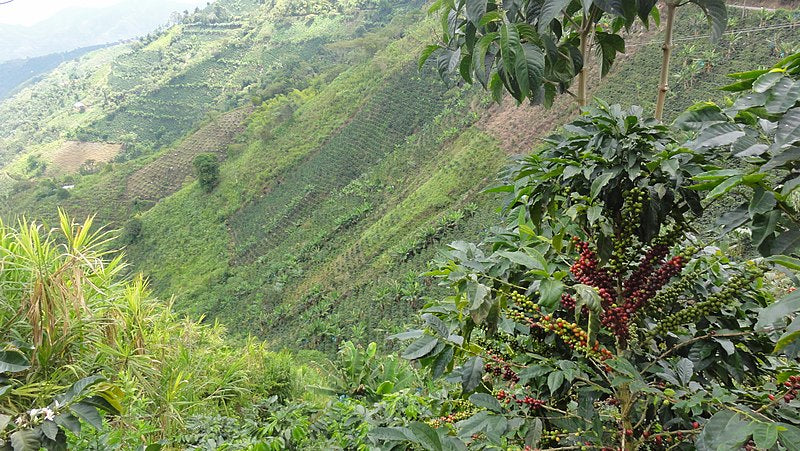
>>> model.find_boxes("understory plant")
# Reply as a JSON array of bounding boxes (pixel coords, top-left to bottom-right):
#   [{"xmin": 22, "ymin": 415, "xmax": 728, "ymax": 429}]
[
  {"xmin": 379, "ymin": 102, "xmax": 800, "ymax": 450},
  {"xmin": 0, "ymin": 212, "xmax": 305, "ymax": 449}
]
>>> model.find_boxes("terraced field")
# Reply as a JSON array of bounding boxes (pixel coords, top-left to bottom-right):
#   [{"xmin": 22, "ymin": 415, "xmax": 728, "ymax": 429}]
[{"xmin": 126, "ymin": 107, "xmax": 251, "ymax": 201}]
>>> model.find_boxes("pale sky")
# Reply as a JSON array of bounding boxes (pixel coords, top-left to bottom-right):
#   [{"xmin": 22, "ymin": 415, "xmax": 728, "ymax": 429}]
[{"xmin": 0, "ymin": 0, "xmax": 207, "ymax": 26}]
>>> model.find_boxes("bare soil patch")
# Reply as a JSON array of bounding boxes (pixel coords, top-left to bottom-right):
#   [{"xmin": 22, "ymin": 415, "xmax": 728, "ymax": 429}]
[{"xmin": 50, "ymin": 141, "xmax": 122, "ymax": 173}]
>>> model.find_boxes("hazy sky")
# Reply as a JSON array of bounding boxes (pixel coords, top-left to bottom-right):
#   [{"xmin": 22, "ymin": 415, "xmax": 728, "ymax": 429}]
[{"xmin": 0, "ymin": 0, "xmax": 207, "ymax": 26}]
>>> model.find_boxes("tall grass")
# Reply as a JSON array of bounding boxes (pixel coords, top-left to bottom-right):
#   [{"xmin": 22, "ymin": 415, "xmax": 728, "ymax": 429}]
[{"xmin": 0, "ymin": 213, "xmax": 310, "ymax": 446}]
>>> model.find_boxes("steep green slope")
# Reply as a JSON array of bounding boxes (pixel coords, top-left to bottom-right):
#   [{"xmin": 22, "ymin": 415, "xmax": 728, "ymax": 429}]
[
  {"xmin": 127, "ymin": 6, "xmax": 800, "ymax": 351},
  {"xmin": 1, "ymin": 3, "xmax": 798, "ymax": 354},
  {"xmin": 0, "ymin": 0, "xmax": 419, "ymax": 211}
]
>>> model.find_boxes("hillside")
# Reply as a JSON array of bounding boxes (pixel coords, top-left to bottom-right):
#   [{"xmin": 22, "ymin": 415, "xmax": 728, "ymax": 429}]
[
  {"xmin": 0, "ymin": 0, "xmax": 207, "ymax": 61},
  {"xmin": 0, "ymin": 44, "xmax": 111, "ymax": 101},
  {"xmin": 0, "ymin": 1, "xmax": 798, "ymax": 354},
  {"xmin": 1, "ymin": 1, "xmax": 800, "ymax": 449}
]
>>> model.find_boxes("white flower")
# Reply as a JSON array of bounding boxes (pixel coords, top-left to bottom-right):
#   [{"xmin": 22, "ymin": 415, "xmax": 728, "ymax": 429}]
[
  {"xmin": 28, "ymin": 408, "xmax": 41, "ymax": 417},
  {"xmin": 43, "ymin": 408, "xmax": 55, "ymax": 421},
  {"xmin": 14, "ymin": 416, "xmax": 25, "ymax": 426}
]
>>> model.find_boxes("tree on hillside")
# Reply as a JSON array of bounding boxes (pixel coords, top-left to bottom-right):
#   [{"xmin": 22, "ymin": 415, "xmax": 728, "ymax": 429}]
[
  {"xmin": 193, "ymin": 153, "xmax": 220, "ymax": 193},
  {"xmin": 421, "ymin": 0, "xmax": 726, "ymax": 119}
]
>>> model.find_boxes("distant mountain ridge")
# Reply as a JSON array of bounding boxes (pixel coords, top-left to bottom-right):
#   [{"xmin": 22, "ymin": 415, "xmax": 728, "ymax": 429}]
[
  {"xmin": 0, "ymin": 0, "xmax": 205, "ymax": 61},
  {"xmin": 0, "ymin": 44, "xmax": 111, "ymax": 100}
]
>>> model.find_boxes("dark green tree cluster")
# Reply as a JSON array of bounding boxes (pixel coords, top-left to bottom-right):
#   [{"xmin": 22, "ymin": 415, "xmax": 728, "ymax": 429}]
[{"xmin": 193, "ymin": 153, "xmax": 220, "ymax": 193}]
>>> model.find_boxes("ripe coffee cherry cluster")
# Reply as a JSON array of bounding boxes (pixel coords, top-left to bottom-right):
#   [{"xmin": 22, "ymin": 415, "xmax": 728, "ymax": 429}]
[
  {"xmin": 570, "ymin": 239, "xmax": 689, "ymax": 341},
  {"xmin": 531, "ymin": 315, "xmax": 613, "ymax": 361},
  {"xmin": 484, "ymin": 360, "xmax": 520, "ymax": 384},
  {"xmin": 770, "ymin": 375, "xmax": 800, "ymax": 403},
  {"xmin": 571, "ymin": 240, "xmax": 616, "ymax": 306},
  {"xmin": 651, "ymin": 267, "xmax": 763, "ymax": 336},
  {"xmin": 496, "ymin": 390, "xmax": 545, "ymax": 411},
  {"xmin": 621, "ymin": 244, "xmax": 670, "ymax": 299},
  {"xmin": 560, "ymin": 293, "xmax": 576, "ymax": 310},
  {"xmin": 602, "ymin": 253, "xmax": 687, "ymax": 339}
]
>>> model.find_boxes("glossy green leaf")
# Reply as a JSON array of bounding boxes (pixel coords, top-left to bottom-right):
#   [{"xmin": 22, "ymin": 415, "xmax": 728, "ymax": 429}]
[
  {"xmin": 410, "ymin": 421, "xmax": 443, "ymax": 451},
  {"xmin": 465, "ymin": 0, "xmax": 488, "ymax": 25},
  {"xmin": 590, "ymin": 171, "xmax": 615, "ymax": 198},
  {"xmin": 695, "ymin": 411, "xmax": 752, "ymax": 451},
  {"xmin": 777, "ymin": 423, "xmax": 800, "ymax": 451},
  {"xmin": 64, "ymin": 375, "xmax": 104, "ymax": 402},
  {"xmin": 402, "ymin": 336, "xmax": 439, "ymax": 360},
  {"xmin": 10, "ymin": 429, "xmax": 40, "ymax": 451},
  {"xmin": 768, "ymin": 255, "xmax": 800, "ymax": 271},
  {"xmin": 0, "ymin": 350, "xmax": 30, "ymax": 374},
  {"xmin": 772, "ymin": 230, "xmax": 800, "ymax": 256},
  {"xmin": 419, "ymin": 45, "xmax": 441, "ymax": 70},
  {"xmin": 370, "ymin": 426, "xmax": 415, "ymax": 442},
  {"xmin": 688, "ymin": 0, "xmax": 727, "ymax": 41},
  {"xmin": 756, "ymin": 289, "xmax": 800, "ymax": 331},
  {"xmin": 469, "ymin": 393, "xmax": 502, "ymax": 412},
  {"xmin": 70, "ymin": 402, "xmax": 103, "ymax": 430},
  {"xmin": 707, "ymin": 175, "xmax": 743, "ymax": 199},
  {"xmin": 775, "ymin": 108, "xmax": 800, "ymax": 147},
  {"xmin": 752, "ymin": 71, "xmax": 785, "ymax": 93},
  {"xmin": 547, "ymin": 370, "xmax": 564, "ymax": 394},
  {"xmin": 461, "ymin": 356, "xmax": 484, "ymax": 392},
  {"xmin": 422, "ymin": 313, "xmax": 449, "ymax": 337},
  {"xmin": 691, "ymin": 122, "xmax": 746, "ymax": 150},
  {"xmin": 749, "ymin": 188, "xmax": 777, "ymax": 216},
  {"xmin": 539, "ymin": 279, "xmax": 564, "ymax": 311},
  {"xmin": 752, "ymin": 422, "xmax": 779, "ymax": 450},
  {"xmin": 53, "ymin": 413, "xmax": 80, "ymax": 435},
  {"xmin": 40, "ymin": 420, "xmax": 58, "ymax": 441},
  {"xmin": 774, "ymin": 330, "xmax": 800, "ymax": 353},
  {"xmin": 431, "ymin": 346, "xmax": 454, "ymax": 378},
  {"xmin": 537, "ymin": 0, "xmax": 570, "ymax": 34}
]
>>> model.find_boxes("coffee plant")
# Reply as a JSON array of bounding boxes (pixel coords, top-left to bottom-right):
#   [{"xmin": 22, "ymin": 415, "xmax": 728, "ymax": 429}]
[
  {"xmin": 380, "ymin": 104, "xmax": 800, "ymax": 450},
  {"xmin": 1, "ymin": 346, "xmax": 122, "ymax": 451},
  {"xmin": 676, "ymin": 51, "xmax": 800, "ymax": 261}
]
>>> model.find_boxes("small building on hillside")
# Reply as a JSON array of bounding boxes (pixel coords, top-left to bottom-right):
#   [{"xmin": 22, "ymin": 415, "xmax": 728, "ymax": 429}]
[{"xmin": 73, "ymin": 102, "xmax": 86, "ymax": 113}]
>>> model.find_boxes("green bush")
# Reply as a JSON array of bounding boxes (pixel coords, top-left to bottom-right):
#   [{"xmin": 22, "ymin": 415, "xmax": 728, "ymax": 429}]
[{"xmin": 193, "ymin": 153, "xmax": 220, "ymax": 192}]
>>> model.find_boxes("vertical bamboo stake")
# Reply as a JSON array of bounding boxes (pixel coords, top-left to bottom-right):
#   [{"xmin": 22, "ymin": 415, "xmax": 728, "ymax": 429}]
[{"xmin": 655, "ymin": 1, "xmax": 677, "ymax": 121}]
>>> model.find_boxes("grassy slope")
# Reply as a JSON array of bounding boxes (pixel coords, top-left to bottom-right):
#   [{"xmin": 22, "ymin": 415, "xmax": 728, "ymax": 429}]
[{"xmin": 2, "ymin": 4, "xmax": 798, "ymax": 352}]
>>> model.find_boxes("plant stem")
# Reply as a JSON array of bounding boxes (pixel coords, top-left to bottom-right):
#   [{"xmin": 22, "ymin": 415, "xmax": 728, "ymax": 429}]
[
  {"xmin": 577, "ymin": 17, "xmax": 590, "ymax": 107},
  {"xmin": 655, "ymin": 1, "xmax": 677, "ymax": 121},
  {"xmin": 618, "ymin": 383, "xmax": 635, "ymax": 451},
  {"xmin": 641, "ymin": 330, "xmax": 755, "ymax": 373}
]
